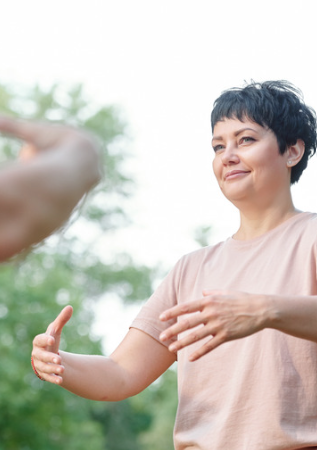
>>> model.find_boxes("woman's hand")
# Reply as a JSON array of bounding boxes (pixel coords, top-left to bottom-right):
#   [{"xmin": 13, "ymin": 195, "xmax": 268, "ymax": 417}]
[
  {"xmin": 31, "ymin": 305, "xmax": 73, "ymax": 384},
  {"xmin": 159, "ymin": 290, "xmax": 270, "ymax": 361}
]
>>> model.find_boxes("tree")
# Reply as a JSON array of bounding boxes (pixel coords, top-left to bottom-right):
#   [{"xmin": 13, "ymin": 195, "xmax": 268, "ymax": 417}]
[{"xmin": 0, "ymin": 82, "xmax": 169, "ymax": 449}]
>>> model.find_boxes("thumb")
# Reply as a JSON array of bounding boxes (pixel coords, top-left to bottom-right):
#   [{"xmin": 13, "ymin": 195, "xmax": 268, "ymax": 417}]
[{"xmin": 47, "ymin": 305, "xmax": 73, "ymax": 337}]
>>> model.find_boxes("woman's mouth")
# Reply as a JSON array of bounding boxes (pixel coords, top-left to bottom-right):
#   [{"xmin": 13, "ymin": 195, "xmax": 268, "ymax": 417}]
[{"xmin": 224, "ymin": 170, "xmax": 250, "ymax": 180}]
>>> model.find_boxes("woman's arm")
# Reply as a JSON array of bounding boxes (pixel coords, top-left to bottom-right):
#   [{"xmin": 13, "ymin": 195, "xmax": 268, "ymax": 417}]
[
  {"xmin": 32, "ymin": 306, "xmax": 176, "ymax": 401},
  {"xmin": 159, "ymin": 290, "xmax": 317, "ymax": 361},
  {"xmin": 265, "ymin": 293, "xmax": 317, "ymax": 341},
  {"xmin": 0, "ymin": 116, "xmax": 101, "ymax": 261}
]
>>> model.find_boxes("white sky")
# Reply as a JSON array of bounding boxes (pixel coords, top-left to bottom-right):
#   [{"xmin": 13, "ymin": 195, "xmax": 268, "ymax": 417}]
[{"xmin": 2, "ymin": 0, "xmax": 317, "ymax": 350}]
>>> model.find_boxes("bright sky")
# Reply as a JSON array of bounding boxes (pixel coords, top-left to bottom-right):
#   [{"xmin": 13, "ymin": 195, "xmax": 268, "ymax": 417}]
[{"xmin": 2, "ymin": 0, "xmax": 317, "ymax": 350}]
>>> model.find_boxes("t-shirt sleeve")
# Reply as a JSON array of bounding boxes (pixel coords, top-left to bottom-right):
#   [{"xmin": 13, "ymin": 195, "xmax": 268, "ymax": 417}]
[{"xmin": 130, "ymin": 257, "xmax": 185, "ymax": 348}]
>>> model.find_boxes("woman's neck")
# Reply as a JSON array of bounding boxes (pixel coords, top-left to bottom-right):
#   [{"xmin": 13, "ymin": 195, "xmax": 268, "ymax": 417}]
[{"xmin": 233, "ymin": 201, "xmax": 300, "ymax": 241}]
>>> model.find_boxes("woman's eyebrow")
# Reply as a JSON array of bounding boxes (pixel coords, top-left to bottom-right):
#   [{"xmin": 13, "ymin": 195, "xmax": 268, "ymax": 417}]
[{"xmin": 212, "ymin": 127, "xmax": 257, "ymax": 142}]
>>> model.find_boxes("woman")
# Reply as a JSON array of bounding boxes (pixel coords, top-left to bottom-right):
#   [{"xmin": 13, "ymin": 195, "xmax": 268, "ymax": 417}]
[{"xmin": 32, "ymin": 81, "xmax": 317, "ymax": 449}]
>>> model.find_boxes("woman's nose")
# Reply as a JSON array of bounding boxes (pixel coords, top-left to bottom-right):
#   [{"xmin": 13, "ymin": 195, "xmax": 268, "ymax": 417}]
[{"xmin": 221, "ymin": 144, "xmax": 239, "ymax": 165}]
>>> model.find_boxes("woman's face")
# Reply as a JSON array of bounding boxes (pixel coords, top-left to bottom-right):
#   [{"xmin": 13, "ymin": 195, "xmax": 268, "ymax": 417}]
[{"xmin": 212, "ymin": 117, "xmax": 290, "ymax": 206}]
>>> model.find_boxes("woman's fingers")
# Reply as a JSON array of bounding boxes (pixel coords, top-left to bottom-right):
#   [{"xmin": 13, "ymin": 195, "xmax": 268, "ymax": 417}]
[
  {"xmin": 31, "ymin": 345, "xmax": 64, "ymax": 384},
  {"xmin": 159, "ymin": 291, "xmax": 225, "ymax": 322},
  {"xmin": 188, "ymin": 334, "xmax": 227, "ymax": 361},
  {"xmin": 160, "ymin": 312, "xmax": 204, "ymax": 342},
  {"xmin": 46, "ymin": 305, "xmax": 73, "ymax": 336},
  {"xmin": 42, "ymin": 373, "xmax": 64, "ymax": 385},
  {"xmin": 36, "ymin": 362, "xmax": 64, "ymax": 385},
  {"xmin": 32, "ymin": 346, "xmax": 60, "ymax": 364},
  {"xmin": 33, "ymin": 332, "xmax": 55, "ymax": 349},
  {"xmin": 160, "ymin": 290, "xmax": 266, "ymax": 360},
  {"xmin": 31, "ymin": 306, "xmax": 73, "ymax": 384},
  {"xmin": 167, "ymin": 324, "xmax": 210, "ymax": 352},
  {"xmin": 35, "ymin": 357, "xmax": 64, "ymax": 376},
  {"xmin": 159, "ymin": 300, "xmax": 202, "ymax": 322},
  {"xmin": 45, "ymin": 305, "xmax": 72, "ymax": 353}
]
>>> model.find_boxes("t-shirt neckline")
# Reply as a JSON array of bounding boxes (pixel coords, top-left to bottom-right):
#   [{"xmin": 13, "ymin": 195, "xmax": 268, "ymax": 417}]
[{"xmin": 227, "ymin": 211, "xmax": 311, "ymax": 247}]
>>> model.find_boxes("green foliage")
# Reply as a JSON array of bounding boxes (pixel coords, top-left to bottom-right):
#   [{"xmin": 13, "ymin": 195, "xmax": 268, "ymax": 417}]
[
  {"xmin": 139, "ymin": 369, "xmax": 178, "ymax": 450},
  {"xmin": 0, "ymin": 257, "xmax": 105, "ymax": 450},
  {"xmin": 89, "ymin": 368, "xmax": 178, "ymax": 450},
  {"xmin": 0, "ymin": 82, "xmax": 178, "ymax": 449},
  {"xmin": 194, "ymin": 225, "xmax": 213, "ymax": 247}
]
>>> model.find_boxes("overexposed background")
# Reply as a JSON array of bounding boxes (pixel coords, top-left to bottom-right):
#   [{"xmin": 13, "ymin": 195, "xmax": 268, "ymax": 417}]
[{"xmin": 1, "ymin": 0, "xmax": 317, "ymax": 350}]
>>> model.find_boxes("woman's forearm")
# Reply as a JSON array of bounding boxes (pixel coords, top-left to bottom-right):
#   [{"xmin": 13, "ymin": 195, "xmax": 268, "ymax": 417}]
[
  {"xmin": 59, "ymin": 352, "xmax": 131, "ymax": 401},
  {"xmin": 55, "ymin": 328, "xmax": 176, "ymax": 402},
  {"xmin": 267, "ymin": 294, "xmax": 317, "ymax": 341}
]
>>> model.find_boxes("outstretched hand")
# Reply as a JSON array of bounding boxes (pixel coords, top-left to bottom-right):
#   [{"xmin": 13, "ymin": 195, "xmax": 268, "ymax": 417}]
[
  {"xmin": 31, "ymin": 306, "xmax": 73, "ymax": 384},
  {"xmin": 159, "ymin": 290, "xmax": 269, "ymax": 361},
  {"xmin": 0, "ymin": 116, "xmax": 101, "ymax": 262}
]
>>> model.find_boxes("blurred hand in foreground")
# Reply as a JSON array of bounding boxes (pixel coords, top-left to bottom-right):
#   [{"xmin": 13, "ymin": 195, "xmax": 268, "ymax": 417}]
[{"xmin": 0, "ymin": 116, "xmax": 102, "ymax": 261}]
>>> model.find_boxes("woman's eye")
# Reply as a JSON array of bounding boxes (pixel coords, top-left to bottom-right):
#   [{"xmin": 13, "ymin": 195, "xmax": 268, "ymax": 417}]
[
  {"xmin": 213, "ymin": 144, "xmax": 224, "ymax": 152},
  {"xmin": 240, "ymin": 137, "xmax": 254, "ymax": 144}
]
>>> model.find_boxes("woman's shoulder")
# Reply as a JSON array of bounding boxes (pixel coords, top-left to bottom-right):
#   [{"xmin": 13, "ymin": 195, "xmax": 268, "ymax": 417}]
[
  {"xmin": 291, "ymin": 211, "xmax": 317, "ymax": 232},
  {"xmin": 177, "ymin": 240, "xmax": 226, "ymax": 268},
  {"xmin": 297, "ymin": 211, "xmax": 317, "ymax": 239}
]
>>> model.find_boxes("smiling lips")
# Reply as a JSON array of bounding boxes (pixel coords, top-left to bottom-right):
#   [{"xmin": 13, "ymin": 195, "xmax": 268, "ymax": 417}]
[{"xmin": 224, "ymin": 170, "xmax": 250, "ymax": 180}]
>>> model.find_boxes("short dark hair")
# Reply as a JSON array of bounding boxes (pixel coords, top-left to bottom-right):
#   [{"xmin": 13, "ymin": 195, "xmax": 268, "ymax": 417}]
[{"xmin": 211, "ymin": 80, "xmax": 317, "ymax": 183}]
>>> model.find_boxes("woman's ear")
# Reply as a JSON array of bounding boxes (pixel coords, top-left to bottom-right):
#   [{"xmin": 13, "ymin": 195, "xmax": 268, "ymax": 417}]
[{"xmin": 286, "ymin": 139, "xmax": 305, "ymax": 166}]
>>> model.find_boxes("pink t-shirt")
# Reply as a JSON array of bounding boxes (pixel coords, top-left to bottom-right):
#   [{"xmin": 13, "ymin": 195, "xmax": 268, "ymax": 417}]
[{"xmin": 131, "ymin": 212, "xmax": 317, "ymax": 449}]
